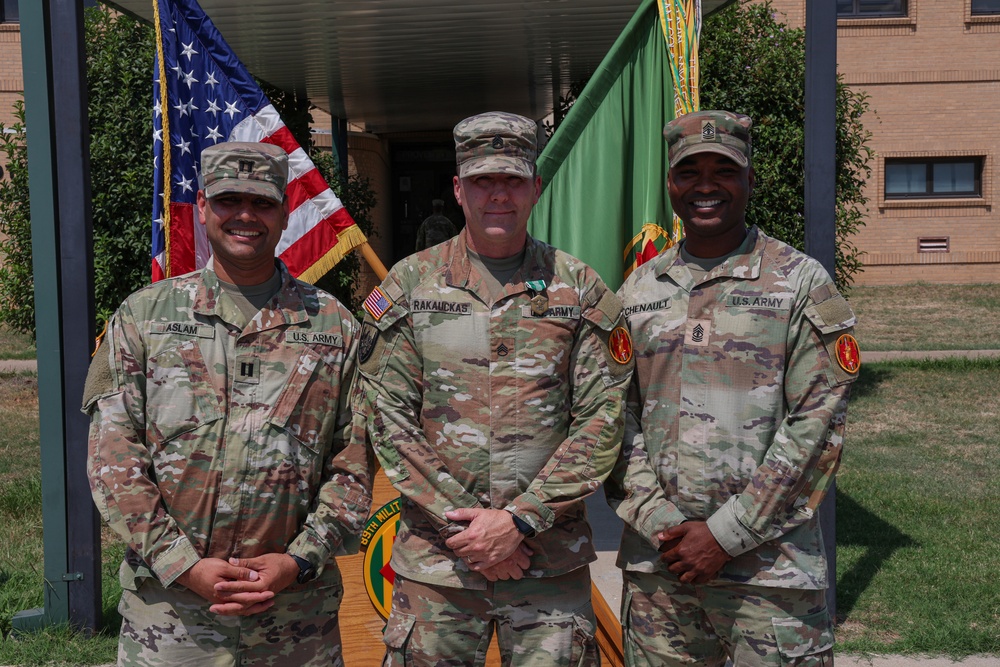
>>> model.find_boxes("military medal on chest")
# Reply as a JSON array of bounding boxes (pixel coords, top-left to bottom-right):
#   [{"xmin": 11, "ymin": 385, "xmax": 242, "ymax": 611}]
[{"xmin": 526, "ymin": 279, "xmax": 548, "ymax": 316}]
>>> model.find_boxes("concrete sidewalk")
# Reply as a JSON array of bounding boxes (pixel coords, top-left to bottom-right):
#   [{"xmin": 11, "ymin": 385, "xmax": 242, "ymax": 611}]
[
  {"xmin": 5, "ymin": 348, "xmax": 999, "ymax": 375},
  {"xmin": 863, "ymin": 349, "xmax": 1000, "ymax": 363},
  {"xmin": 0, "ymin": 359, "xmax": 38, "ymax": 373}
]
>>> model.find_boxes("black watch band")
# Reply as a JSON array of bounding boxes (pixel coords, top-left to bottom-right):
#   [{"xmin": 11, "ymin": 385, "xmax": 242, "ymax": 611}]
[
  {"xmin": 510, "ymin": 513, "xmax": 536, "ymax": 538},
  {"xmin": 290, "ymin": 554, "xmax": 316, "ymax": 584}
]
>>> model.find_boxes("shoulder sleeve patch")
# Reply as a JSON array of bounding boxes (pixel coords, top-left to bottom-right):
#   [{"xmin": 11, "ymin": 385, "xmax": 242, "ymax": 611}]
[
  {"xmin": 82, "ymin": 339, "xmax": 116, "ymax": 412},
  {"xmin": 806, "ymin": 285, "xmax": 857, "ymax": 331},
  {"xmin": 594, "ymin": 315, "xmax": 635, "ymax": 385},
  {"xmin": 583, "ymin": 289, "xmax": 625, "ymax": 332},
  {"xmin": 804, "ymin": 286, "xmax": 860, "ymax": 386}
]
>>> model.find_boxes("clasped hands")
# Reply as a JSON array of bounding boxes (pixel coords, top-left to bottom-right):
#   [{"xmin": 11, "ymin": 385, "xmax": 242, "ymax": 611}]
[
  {"xmin": 657, "ymin": 521, "xmax": 733, "ymax": 584},
  {"xmin": 444, "ymin": 507, "xmax": 533, "ymax": 582},
  {"xmin": 175, "ymin": 552, "xmax": 300, "ymax": 617}
]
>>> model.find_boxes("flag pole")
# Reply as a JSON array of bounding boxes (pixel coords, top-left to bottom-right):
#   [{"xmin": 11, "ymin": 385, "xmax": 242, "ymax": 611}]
[{"xmin": 358, "ymin": 240, "xmax": 388, "ymax": 281}]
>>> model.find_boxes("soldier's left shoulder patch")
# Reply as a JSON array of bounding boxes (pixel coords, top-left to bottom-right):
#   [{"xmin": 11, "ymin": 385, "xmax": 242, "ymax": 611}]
[
  {"xmin": 804, "ymin": 283, "xmax": 860, "ymax": 385},
  {"xmin": 609, "ymin": 326, "xmax": 633, "ymax": 364},
  {"xmin": 358, "ymin": 320, "xmax": 381, "ymax": 366},
  {"xmin": 594, "ymin": 317, "xmax": 635, "ymax": 386},
  {"xmin": 835, "ymin": 333, "xmax": 861, "ymax": 374}
]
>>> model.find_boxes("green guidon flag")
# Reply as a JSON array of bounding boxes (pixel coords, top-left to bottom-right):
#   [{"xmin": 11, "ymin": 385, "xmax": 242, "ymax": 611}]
[{"xmin": 529, "ymin": 0, "xmax": 679, "ymax": 290}]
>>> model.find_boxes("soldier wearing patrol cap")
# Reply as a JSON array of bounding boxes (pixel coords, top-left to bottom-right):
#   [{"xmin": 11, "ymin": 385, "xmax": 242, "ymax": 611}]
[
  {"xmin": 83, "ymin": 141, "xmax": 373, "ymax": 666},
  {"xmin": 607, "ymin": 110, "xmax": 860, "ymax": 666},
  {"xmin": 353, "ymin": 112, "xmax": 635, "ymax": 666}
]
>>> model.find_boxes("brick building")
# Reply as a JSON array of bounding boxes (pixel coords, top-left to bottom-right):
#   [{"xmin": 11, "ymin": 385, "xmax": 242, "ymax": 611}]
[
  {"xmin": 0, "ymin": 2, "xmax": 21, "ymax": 138},
  {"xmin": 769, "ymin": 0, "xmax": 1000, "ymax": 284},
  {"xmin": 5, "ymin": 2, "xmax": 1000, "ymax": 286}
]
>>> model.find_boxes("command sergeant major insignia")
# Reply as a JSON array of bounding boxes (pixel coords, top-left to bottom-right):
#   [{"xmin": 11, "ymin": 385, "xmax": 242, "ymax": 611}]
[{"xmin": 702, "ymin": 120, "xmax": 716, "ymax": 141}]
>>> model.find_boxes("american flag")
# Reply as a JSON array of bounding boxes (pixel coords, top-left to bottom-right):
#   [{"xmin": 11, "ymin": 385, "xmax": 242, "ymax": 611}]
[
  {"xmin": 151, "ymin": 0, "xmax": 366, "ymax": 282},
  {"xmin": 363, "ymin": 287, "xmax": 393, "ymax": 321}
]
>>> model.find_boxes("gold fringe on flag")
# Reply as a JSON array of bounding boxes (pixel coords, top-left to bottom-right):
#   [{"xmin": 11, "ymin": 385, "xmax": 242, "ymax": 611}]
[{"xmin": 296, "ymin": 224, "xmax": 369, "ymax": 285}]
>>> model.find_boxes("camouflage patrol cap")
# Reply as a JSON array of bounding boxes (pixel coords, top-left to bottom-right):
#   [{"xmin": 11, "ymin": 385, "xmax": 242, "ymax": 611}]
[
  {"xmin": 664, "ymin": 110, "xmax": 753, "ymax": 168},
  {"xmin": 200, "ymin": 141, "xmax": 289, "ymax": 202},
  {"xmin": 454, "ymin": 112, "xmax": 537, "ymax": 178}
]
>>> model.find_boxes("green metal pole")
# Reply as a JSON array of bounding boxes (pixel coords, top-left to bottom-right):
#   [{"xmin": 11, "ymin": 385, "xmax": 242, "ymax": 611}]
[
  {"xmin": 12, "ymin": 0, "xmax": 69, "ymax": 631},
  {"xmin": 13, "ymin": 0, "xmax": 100, "ymax": 633}
]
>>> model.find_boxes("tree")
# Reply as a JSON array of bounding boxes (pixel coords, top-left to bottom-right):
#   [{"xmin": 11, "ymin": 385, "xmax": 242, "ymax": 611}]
[
  {"xmin": 0, "ymin": 6, "xmax": 377, "ymax": 336},
  {"xmin": 0, "ymin": 103, "xmax": 34, "ymax": 335},
  {"xmin": 699, "ymin": 0, "xmax": 872, "ymax": 288}
]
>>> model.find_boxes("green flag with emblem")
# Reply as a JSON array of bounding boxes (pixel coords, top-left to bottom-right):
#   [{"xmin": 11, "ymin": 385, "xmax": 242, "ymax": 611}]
[{"xmin": 528, "ymin": 0, "xmax": 676, "ymax": 290}]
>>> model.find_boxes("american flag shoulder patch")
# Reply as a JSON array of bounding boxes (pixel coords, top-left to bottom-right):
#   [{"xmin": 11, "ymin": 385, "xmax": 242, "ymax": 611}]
[{"xmin": 364, "ymin": 287, "xmax": 393, "ymax": 321}]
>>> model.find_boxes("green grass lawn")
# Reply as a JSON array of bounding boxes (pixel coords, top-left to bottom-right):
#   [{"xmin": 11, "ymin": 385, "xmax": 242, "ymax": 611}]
[
  {"xmin": 0, "ymin": 372, "xmax": 120, "ymax": 665},
  {"xmin": 836, "ymin": 357, "xmax": 1000, "ymax": 655},
  {"xmin": 0, "ymin": 326, "xmax": 36, "ymax": 361}
]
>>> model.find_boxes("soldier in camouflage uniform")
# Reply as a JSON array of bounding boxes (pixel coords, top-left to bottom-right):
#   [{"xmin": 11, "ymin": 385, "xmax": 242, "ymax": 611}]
[
  {"xmin": 607, "ymin": 111, "xmax": 860, "ymax": 666},
  {"xmin": 83, "ymin": 142, "xmax": 373, "ymax": 667},
  {"xmin": 353, "ymin": 111, "xmax": 635, "ymax": 666},
  {"xmin": 415, "ymin": 198, "xmax": 458, "ymax": 250}
]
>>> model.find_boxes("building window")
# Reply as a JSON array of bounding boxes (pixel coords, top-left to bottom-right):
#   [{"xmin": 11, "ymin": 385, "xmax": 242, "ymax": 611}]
[
  {"xmin": 972, "ymin": 0, "xmax": 1000, "ymax": 15},
  {"xmin": 884, "ymin": 158, "xmax": 983, "ymax": 199},
  {"xmin": 837, "ymin": 0, "xmax": 908, "ymax": 17},
  {"xmin": 1, "ymin": 0, "xmax": 18, "ymax": 23}
]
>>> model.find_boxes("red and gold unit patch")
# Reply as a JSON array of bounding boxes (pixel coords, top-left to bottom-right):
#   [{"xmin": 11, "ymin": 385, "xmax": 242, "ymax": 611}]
[
  {"xmin": 609, "ymin": 326, "xmax": 634, "ymax": 364},
  {"xmin": 835, "ymin": 333, "xmax": 861, "ymax": 374},
  {"xmin": 360, "ymin": 497, "xmax": 401, "ymax": 620}
]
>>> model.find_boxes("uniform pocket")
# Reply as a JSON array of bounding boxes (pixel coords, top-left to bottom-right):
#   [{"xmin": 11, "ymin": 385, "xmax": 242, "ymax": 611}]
[
  {"xmin": 382, "ymin": 610, "xmax": 417, "ymax": 667},
  {"xmin": 146, "ymin": 341, "xmax": 223, "ymax": 443},
  {"xmin": 267, "ymin": 345, "xmax": 336, "ymax": 455},
  {"xmin": 569, "ymin": 605, "xmax": 600, "ymax": 667},
  {"xmin": 772, "ymin": 608, "xmax": 834, "ymax": 663}
]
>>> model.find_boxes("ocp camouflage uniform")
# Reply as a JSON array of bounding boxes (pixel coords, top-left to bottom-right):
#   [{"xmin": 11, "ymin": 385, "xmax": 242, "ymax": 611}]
[
  {"xmin": 84, "ymin": 260, "xmax": 373, "ymax": 667},
  {"xmin": 415, "ymin": 214, "xmax": 458, "ymax": 250},
  {"xmin": 608, "ymin": 226, "xmax": 858, "ymax": 666},
  {"xmin": 355, "ymin": 229, "xmax": 634, "ymax": 666}
]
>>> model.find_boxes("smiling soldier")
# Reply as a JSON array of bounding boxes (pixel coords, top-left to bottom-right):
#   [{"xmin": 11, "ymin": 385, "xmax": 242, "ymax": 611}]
[
  {"xmin": 608, "ymin": 111, "xmax": 860, "ymax": 666},
  {"xmin": 354, "ymin": 111, "xmax": 635, "ymax": 666},
  {"xmin": 83, "ymin": 142, "xmax": 372, "ymax": 666}
]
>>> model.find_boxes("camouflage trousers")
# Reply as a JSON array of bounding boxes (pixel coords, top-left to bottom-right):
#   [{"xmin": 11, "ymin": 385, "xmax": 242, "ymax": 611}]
[
  {"xmin": 116, "ymin": 562, "xmax": 345, "ymax": 667},
  {"xmin": 383, "ymin": 567, "xmax": 600, "ymax": 667},
  {"xmin": 622, "ymin": 572, "xmax": 833, "ymax": 667}
]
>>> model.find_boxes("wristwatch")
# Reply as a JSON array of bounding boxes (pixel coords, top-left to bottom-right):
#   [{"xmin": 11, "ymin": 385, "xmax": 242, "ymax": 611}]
[
  {"xmin": 509, "ymin": 512, "xmax": 536, "ymax": 538},
  {"xmin": 290, "ymin": 554, "xmax": 316, "ymax": 584}
]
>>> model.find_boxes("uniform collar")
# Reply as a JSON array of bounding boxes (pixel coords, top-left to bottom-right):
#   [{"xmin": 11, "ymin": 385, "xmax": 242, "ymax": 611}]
[
  {"xmin": 658, "ymin": 225, "xmax": 764, "ymax": 291},
  {"xmin": 193, "ymin": 258, "xmax": 310, "ymax": 330},
  {"xmin": 445, "ymin": 229, "xmax": 551, "ymax": 301}
]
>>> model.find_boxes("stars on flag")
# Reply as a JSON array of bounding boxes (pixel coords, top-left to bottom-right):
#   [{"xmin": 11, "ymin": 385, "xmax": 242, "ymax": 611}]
[{"xmin": 176, "ymin": 174, "xmax": 194, "ymax": 194}]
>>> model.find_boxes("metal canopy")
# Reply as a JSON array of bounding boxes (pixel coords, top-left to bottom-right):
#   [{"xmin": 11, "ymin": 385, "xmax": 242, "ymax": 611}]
[{"xmin": 110, "ymin": 0, "xmax": 731, "ymax": 133}]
